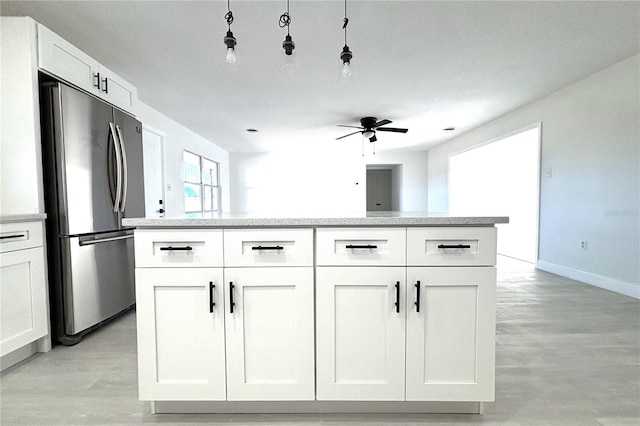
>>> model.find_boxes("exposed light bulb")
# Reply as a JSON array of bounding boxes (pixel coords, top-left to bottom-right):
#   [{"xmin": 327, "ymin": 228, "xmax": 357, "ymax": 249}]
[
  {"xmin": 341, "ymin": 61, "xmax": 352, "ymax": 78},
  {"xmin": 223, "ymin": 30, "xmax": 237, "ymax": 65},
  {"xmin": 225, "ymin": 47, "xmax": 237, "ymax": 64},
  {"xmin": 280, "ymin": 35, "xmax": 298, "ymax": 75}
]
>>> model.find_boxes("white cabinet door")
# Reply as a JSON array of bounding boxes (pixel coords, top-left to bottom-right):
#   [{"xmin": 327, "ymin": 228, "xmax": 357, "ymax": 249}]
[
  {"xmin": 98, "ymin": 63, "xmax": 137, "ymax": 114},
  {"xmin": 224, "ymin": 267, "xmax": 314, "ymax": 401},
  {"xmin": 0, "ymin": 247, "xmax": 48, "ymax": 357},
  {"xmin": 37, "ymin": 23, "xmax": 100, "ymax": 97},
  {"xmin": 136, "ymin": 268, "xmax": 226, "ymax": 401},
  {"xmin": 316, "ymin": 267, "xmax": 406, "ymax": 401},
  {"xmin": 406, "ymin": 267, "xmax": 496, "ymax": 401}
]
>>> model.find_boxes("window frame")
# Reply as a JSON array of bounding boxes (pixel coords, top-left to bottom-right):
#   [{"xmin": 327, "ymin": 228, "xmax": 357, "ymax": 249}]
[{"xmin": 183, "ymin": 150, "xmax": 221, "ymax": 213}]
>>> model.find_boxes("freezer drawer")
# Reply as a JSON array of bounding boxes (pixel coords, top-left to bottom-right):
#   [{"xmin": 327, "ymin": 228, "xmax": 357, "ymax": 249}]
[{"xmin": 62, "ymin": 231, "xmax": 135, "ymax": 335}]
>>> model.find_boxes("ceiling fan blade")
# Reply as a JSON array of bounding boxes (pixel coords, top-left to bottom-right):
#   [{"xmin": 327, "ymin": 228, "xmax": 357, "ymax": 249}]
[
  {"xmin": 337, "ymin": 124, "xmax": 364, "ymax": 129},
  {"xmin": 336, "ymin": 130, "xmax": 362, "ymax": 140},
  {"xmin": 369, "ymin": 135, "xmax": 377, "ymax": 143},
  {"xmin": 376, "ymin": 127, "xmax": 408, "ymax": 133},
  {"xmin": 374, "ymin": 119, "xmax": 392, "ymax": 127}
]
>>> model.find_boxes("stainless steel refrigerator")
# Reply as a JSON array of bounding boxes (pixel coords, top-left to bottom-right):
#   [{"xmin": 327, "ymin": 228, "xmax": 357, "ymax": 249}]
[{"xmin": 40, "ymin": 80, "xmax": 145, "ymax": 345}]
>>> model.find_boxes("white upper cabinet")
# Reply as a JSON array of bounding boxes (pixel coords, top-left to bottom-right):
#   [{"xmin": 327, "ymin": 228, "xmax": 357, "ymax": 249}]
[
  {"xmin": 94, "ymin": 62, "xmax": 137, "ymax": 113},
  {"xmin": 37, "ymin": 24, "xmax": 100, "ymax": 97},
  {"xmin": 37, "ymin": 23, "xmax": 137, "ymax": 114}
]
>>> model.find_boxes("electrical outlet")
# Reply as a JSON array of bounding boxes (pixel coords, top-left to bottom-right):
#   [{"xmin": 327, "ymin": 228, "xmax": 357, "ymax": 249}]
[{"xmin": 580, "ymin": 240, "xmax": 587, "ymax": 250}]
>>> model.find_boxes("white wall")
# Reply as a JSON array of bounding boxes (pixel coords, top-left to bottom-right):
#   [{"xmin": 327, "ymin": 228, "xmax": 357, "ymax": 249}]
[
  {"xmin": 427, "ymin": 55, "xmax": 640, "ymax": 298},
  {"xmin": 229, "ymin": 146, "xmax": 428, "ymax": 213},
  {"xmin": 0, "ymin": 17, "xmax": 43, "ymax": 215},
  {"xmin": 136, "ymin": 102, "xmax": 230, "ymax": 216}
]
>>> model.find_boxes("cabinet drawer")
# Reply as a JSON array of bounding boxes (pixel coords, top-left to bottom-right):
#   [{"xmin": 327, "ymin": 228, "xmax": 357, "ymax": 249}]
[
  {"xmin": 316, "ymin": 228, "xmax": 406, "ymax": 266},
  {"xmin": 223, "ymin": 229, "xmax": 313, "ymax": 267},
  {"xmin": 134, "ymin": 229, "xmax": 223, "ymax": 268},
  {"xmin": 407, "ymin": 227, "xmax": 497, "ymax": 266},
  {"xmin": 0, "ymin": 221, "xmax": 43, "ymax": 253}
]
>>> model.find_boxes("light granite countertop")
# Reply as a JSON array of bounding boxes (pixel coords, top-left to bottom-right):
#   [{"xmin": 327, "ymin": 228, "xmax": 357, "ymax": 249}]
[
  {"xmin": 123, "ymin": 212, "xmax": 508, "ymax": 228},
  {"xmin": 0, "ymin": 213, "xmax": 47, "ymax": 223}
]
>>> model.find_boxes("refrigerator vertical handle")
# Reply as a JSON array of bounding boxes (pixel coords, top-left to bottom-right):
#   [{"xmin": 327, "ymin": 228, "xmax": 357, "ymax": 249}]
[
  {"xmin": 108, "ymin": 122, "xmax": 122, "ymax": 213},
  {"xmin": 115, "ymin": 124, "xmax": 128, "ymax": 213}
]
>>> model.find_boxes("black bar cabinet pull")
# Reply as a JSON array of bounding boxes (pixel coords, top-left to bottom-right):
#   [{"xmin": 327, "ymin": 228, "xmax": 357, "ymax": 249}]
[
  {"xmin": 159, "ymin": 246, "xmax": 193, "ymax": 251},
  {"xmin": 0, "ymin": 234, "xmax": 25, "ymax": 240},
  {"xmin": 102, "ymin": 77, "xmax": 108, "ymax": 93},
  {"xmin": 209, "ymin": 282, "xmax": 215, "ymax": 313},
  {"xmin": 229, "ymin": 282, "xmax": 235, "ymax": 313},
  {"xmin": 93, "ymin": 72, "xmax": 100, "ymax": 88},
  {"xmin": 415, "ymin": 281, "xmax": 421, "ymax": 312},
  {"xmin": 345, "ymin": 244, "xmax": 378, "ymax": 249},
  {"xmin": 437, "ymin": 244, "xmax": 471, "ymax": 249},
  {"xmin": 394, "ymin": 281, "xmax": 400, "ymax": 313},
  {"xmin": 251, "ymin": 245, "xmax": 283, "ymax": 250}
]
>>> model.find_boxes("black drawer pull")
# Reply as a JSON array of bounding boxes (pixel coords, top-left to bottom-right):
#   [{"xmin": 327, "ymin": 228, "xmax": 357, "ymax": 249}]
[
  {"xmin": 229, "ymin": 282, "xmax": 235, "ymax": 314},
  {"xmin": 159, "ymin": 246, "xmax": 193, "ymax": 251},
  {"xmin": 437, "ymin": 244, "xmax": 471, "ymax": 249},
  {"xmin": 415, "ymin": 281, "xmax": 421, "ymax": 313},
  {"xmin": 346, "ymin": 244, "xmax": 378, "ymax": 249},
  {"xmin": 394, "ymin": 281, "xmax": 400, "ymax": 313},
  {"xmin": 251, "ymin": 245, "xmax": 283, "ymax": 250},
  {"xmin": 209, "ymin": 282, "xmax": 215, "ymax": 313},
  {"xmin": 0, "ymin": 234, "xmax": 26, "ymax": 240}
]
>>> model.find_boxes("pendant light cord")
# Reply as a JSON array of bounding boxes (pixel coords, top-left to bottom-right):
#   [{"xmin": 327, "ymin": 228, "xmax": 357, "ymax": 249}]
[
  {"xmin": 279, "ymin": 0, "xmax": 291, "ymax": 35},
  {"xmin": 224, "ymin": 0, "xmax": 234, "ymax": 30},
  {"xmin": 343, "ymin": 0, "xmax": 348, "ymax": 45}
]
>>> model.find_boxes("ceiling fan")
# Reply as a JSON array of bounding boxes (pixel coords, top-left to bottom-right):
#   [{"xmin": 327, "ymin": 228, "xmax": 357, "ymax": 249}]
[{"xmin": 336, "ymin": 116, "xmax": 408, "ymax": 142}]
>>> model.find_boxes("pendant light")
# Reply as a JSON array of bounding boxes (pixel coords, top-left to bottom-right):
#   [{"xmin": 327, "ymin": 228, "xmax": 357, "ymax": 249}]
[
  {"xmin": 223, "ymin": 0, "xmax": 237, "ymax": 64},
  {"xmin": 339, "ymin": 0, "xmax": 353, "ymax": 79},
  {"xmin": 279, "ymin": 0, "xmax": 297, "ymax": 75}
]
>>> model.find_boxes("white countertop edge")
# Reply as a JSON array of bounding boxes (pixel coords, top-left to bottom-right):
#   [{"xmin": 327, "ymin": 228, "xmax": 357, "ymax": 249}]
[
  {"xmin": 0, "ymin": 213, "xmax": 47, "ymax": 223},
  {"xmin": 123, "ymin": 216, "xmax": 509, "ymax": 228}
]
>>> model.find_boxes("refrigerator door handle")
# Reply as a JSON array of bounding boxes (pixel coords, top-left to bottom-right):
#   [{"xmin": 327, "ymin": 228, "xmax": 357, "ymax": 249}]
[
  {"xmin": 108, "ymin": 122, "xmax": 123, "ymax": 213},
  {"xmin": 78, "ymin": 234, "xmax": 134, "ymax": 246},
  {"xmin": 115, "ymin": 124, "xmax": 128, "ymax": 213}
]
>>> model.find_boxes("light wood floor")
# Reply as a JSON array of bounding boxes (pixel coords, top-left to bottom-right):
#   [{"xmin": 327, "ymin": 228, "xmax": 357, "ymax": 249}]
[{"xmin": 1, "ymin": 257, "xmax": 639, "ymax": 425}]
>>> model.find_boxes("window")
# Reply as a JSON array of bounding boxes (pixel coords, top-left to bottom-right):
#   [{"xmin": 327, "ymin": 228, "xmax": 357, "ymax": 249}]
[{"xmin": 183, "ymin": 151, "xmax": 221, "ymax": 213}]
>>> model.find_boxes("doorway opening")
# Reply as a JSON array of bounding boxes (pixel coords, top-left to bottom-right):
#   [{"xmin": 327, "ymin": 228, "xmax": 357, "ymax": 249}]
[
  {"xmin": 366, "ymin": 165, "xmax": 402, "ymax": 211},
  {"xmin": 448, "ymin": 124, "xmax": 541, "ymax": 263},
  {"xmin": 141, "ymin": 124, "xmax": 165, "ymax": 218}
]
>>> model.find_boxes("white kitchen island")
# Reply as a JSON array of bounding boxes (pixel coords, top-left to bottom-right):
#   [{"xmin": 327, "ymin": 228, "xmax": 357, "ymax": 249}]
[{"xmin": 123, "ymin": 212, "xmax": 508, "ymax": 414}]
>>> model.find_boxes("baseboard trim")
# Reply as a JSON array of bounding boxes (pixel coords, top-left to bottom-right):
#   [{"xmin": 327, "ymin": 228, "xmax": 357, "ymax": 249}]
[
  {"xmin": 535, "ymin": 260, "xmax": 640, "ymax": 299},
  {"xmin": 1, "ymin": 341, "xmax": 38, "ymax": 372},
  {"xmin": 154, "ymin": 401, "xmax": 482, "ymax": 414}
]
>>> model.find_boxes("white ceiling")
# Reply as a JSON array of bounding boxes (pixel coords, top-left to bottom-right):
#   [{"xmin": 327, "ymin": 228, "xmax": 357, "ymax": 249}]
[{"xmin": 2, "ymin": 1, "xmax": 639, "ymax": 153}]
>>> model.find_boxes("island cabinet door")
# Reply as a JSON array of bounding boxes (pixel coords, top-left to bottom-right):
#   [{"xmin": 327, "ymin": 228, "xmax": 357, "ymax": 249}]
[
  {"xmin": 224, "ymin": 267, "xmax": 315, "ymax": 401},
  {"xmin": 405, "ymin": 267, "xmax": 496, "ymax": 401},
  {"xmin": 316, "ymin": 267, "xmax": 406, "ymax": 401},
  {"xmin": 135, "ymin": 268, "xmax": 226, "ymax": 401}
]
